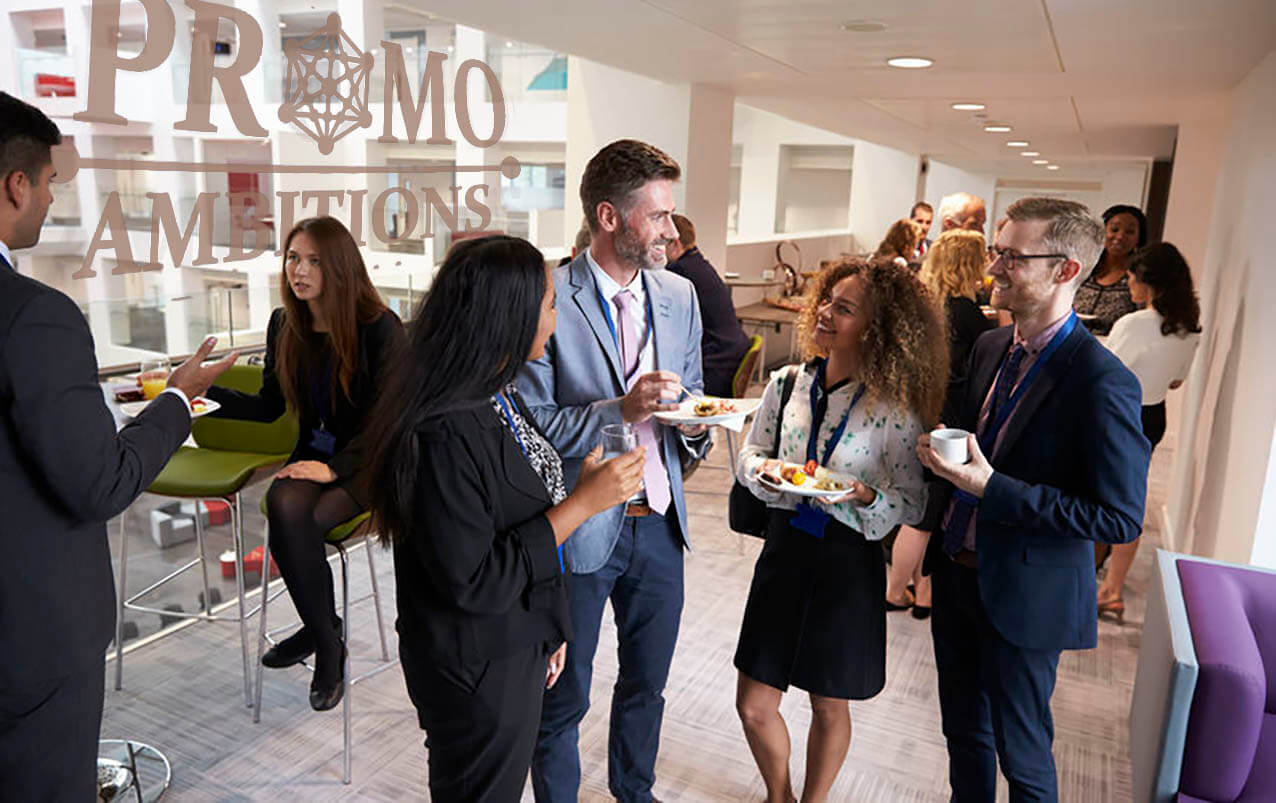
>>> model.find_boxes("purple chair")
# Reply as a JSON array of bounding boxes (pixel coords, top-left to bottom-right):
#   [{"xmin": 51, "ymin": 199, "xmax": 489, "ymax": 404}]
[{"xmin": 1176, "ymin": 558, "xmax": 1276, "ymax": 802}]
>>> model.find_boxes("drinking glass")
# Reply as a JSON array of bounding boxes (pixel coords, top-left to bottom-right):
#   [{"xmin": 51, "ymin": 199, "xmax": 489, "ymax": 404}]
[
  {"xmin": 601, "ymin": 423, "xmax": 638, "ymax": 461},
  {"xmin": 139, "ymin": 358, "xmax": 170, "ymax": 401}
]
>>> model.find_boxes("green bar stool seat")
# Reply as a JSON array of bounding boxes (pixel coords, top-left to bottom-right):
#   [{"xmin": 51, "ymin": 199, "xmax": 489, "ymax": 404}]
[
  {"xmin": 114, "ymin": 364, "xmax": 298, "ymax": 708},
  {"xmin": 251, "ymin": 499, "xmax": 394, "ymax": 785}
]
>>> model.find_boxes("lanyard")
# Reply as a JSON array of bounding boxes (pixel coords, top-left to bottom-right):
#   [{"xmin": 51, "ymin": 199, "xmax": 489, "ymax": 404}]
[
  {"xmin": 310, "ymin": 350, "xmax": 334, "ymax": 430},
  {"xmin": 594, "ymin": 273, "xmax": 654, "ymax": 368},
  {"xmin": 805, "ymin": 360, "xmax": 868, "ymax": 469},
  {"xmin": 981, "ymin": 313, "xmax": 1077, "ymax": 450},
  {"xmin": 494, "ymin": 393, "xmax": 527, "ymax": 456}
]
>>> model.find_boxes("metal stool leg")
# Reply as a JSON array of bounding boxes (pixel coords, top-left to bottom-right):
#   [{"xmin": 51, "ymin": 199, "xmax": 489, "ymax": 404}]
[
  {"xmin": 252, "ymin": 518, "xmax": 272, "ymax": 724},
  {"xmin": 338, "ymin": 544, "xmax": 352, "ymax": 785},
  {"xmin": 231, "ymin": 494, "xmax": 252, "ymax": 707},
  {"xmin": 365, "ymin": 540, "xmax": 390, "ymax": 662},
  {"xmin": 114, "ymin": 516, "xmax": 129, "ymax": 691},
  {"xmin": 193, "ymin": 499, "xmax": 212, "ymax": 622}
]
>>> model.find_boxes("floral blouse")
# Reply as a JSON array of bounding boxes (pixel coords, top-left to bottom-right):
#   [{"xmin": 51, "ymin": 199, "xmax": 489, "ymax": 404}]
[
  {"xmin": 492, "ymin": 387, "xmax": 567, "ymax": 505},
  {"xmin": 736, "ymin": 363, "xmax": 926, "ymax": 541},
  {"xmin": 1074, "ymin": 272, "xmax": 1136, "ymax": 336}
]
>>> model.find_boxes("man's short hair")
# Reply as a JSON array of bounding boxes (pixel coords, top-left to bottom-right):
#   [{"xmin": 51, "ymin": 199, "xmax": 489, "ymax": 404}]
[
  {"xmin": 0, "ymin": 92, "xmax": 61, "ymax": 185},
  {"xmin": 580, "ymin": 139, "xmax": 681, "ymax": 231},
  {"xmin": 574, "ymin": 220, "xmax": 592, "ymax": 253},
  {"xmin": 937, "ymin": 192, "xmax": 983, "ymax": 228},
  {"xmin": 910, "ymin": 201, "xmax": 933, "ymax": 218},
  {"xmin": 1005, "ymin": 197, "xmax": 1104, "ymax": 283},
  {"xmin": 671, "ymin": 214, "xmax": 695, "ymax": 247}
]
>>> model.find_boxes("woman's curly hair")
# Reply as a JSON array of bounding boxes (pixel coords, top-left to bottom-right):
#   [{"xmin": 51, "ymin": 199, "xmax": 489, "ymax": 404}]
[{"xmin": 796, "ymin": 257, "xmax": 949, "ymax": 426}]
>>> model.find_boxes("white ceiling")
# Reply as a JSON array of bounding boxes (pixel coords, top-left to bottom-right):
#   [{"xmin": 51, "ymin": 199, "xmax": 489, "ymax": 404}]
[{"xmin": 378, "ymin": 0, "xmax": 1276, "ymax": 177}]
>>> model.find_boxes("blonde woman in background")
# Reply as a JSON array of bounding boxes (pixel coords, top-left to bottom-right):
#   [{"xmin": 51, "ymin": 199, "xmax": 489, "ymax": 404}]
[{"xmin": 885, "ymin": 230, "xmax": 994, "ymax": 618}]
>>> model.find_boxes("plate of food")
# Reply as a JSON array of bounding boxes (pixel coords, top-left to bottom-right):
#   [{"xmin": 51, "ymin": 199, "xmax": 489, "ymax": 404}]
[
  {"xmin": 120, "ymin": 396, "xmax": 221, "ymax": 419},
  {"xmin": 652, "ymin": 396, "xmax": 763, "ymax": 425},
  {"xmin": 757, "ymin": 462, "xmax": 855, "ymax": 499}
]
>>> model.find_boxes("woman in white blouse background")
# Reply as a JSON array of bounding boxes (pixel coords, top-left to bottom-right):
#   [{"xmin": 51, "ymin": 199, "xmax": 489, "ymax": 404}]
[
  {"xmin": 1097, "ymin": 242, "xmax": 1201, "ymax": 620},
  {"xmin": 733, "ymin": 258, "xmax": 947, "ymax": 803}
]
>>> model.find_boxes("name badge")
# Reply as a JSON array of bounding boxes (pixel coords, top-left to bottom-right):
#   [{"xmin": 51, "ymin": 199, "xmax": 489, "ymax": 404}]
[{"xmin": 309, "ymin": 427, "xmax": 337, "ymax": 457}]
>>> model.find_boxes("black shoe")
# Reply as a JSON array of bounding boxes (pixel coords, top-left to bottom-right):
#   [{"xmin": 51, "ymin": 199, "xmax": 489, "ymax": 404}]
[
  {"xmin": 309, "ymin": 644, "xmax": 346, "ymax": 712},
  {"xmin": 885, "ymin": 597, "xmax": 913, "ymax": 612},
  {"xmin": 262, "ymin": 628, "xmax": 314, "ymax": 668},
  {"xmin": 911, "ymin": 604, "xmax": 932, "ymax": 620}
]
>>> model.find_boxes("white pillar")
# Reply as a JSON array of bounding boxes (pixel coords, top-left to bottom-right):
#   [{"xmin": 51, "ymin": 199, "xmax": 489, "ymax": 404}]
[
  {"xmin": 681, "ymin": 84, "xmax": 734, "ymax": 273},
  {"xmin": 1162, "ymin": 99, "xmax": 1233, "ymax": 271}
]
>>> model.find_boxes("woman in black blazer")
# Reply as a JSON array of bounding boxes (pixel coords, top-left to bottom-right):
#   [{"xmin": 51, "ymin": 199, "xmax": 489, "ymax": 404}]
[
  {"xmin": 360, "ymin": 236, "xmax": 644, "ymax": 802},
  {"xmin": 205, "ymin": 216, "xmax": 403, "ymax": 710}
]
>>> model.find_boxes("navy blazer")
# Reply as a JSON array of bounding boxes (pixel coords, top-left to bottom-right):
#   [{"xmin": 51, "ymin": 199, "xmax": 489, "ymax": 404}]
[{"xmin": 925, "ymin": 321, "xmax": 1150, "ymax": 651}]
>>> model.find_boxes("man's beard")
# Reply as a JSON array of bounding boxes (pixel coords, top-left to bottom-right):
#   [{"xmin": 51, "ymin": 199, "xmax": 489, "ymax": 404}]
[{"xmin": 614, "ymin": 215, "xmax": 667, "ymax": 272}]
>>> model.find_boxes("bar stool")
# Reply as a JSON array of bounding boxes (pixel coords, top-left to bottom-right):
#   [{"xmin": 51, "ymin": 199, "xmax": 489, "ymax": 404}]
[
  {"xmin": 252, "ymin": 501, "xmax": 396, "ymax": 784},
  {"xmin": 114, "ymin": 365, "xmax": 298, "ymax": 706}
]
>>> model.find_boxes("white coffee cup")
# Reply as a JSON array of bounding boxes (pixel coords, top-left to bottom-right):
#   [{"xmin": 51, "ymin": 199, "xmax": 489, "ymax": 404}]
[{"xmin": 931, "ymin": 428, "xmax": 971, "ymax": 464}]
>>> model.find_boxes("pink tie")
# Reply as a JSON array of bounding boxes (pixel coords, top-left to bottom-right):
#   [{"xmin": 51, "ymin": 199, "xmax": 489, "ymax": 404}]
[{"xmin": 613, "ymin": 289, "xmax": 672, "ymax": 515}]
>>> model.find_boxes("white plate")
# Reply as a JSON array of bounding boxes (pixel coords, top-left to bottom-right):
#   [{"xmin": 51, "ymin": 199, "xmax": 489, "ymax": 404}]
[
  {"xmin": 1076, "ymin": 312, "xmax": 1099, "ymax": 321},
  {"xmin": 652, "ymin": 397, "xmax": 763, "ymax": 426},
  {"xmin": 120, "ymin": 396, "xmax": 221, "ymax": 419},
  {"xmin": 757, "ymin": 469, "xmax": 854, "ymax": 500}
]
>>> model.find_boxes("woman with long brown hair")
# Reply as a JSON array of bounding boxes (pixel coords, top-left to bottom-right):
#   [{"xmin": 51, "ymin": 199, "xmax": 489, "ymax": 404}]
[
  {"xmin": 885, "ymin": 229, "xmax": 994, "ymax": 618},
  {"xmin": 733, "ymin": 258, "xmax": 947, "ymax": 803},
  {"xmin": 873, "ymin": 219, "xmax": 924, "ymax": 269},
  {"xmin": 205, "ymin": 216, "xmax": 403, "ymax": 711},
  {"xmin": 1095, "ymin": 241, "xmax": 1201, "ymax": 619}
]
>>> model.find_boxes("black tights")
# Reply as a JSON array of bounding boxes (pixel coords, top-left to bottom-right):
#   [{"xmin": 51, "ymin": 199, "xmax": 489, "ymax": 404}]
[{"xmin": 265, "ymin": 478, "xmax": 363, "ymax": 659}]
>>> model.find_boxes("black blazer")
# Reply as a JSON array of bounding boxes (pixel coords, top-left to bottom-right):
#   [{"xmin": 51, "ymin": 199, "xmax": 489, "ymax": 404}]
[
  {"xmin": 206, "ymin": 307, "xmax": 402, "ymax": 482},
  {"xmin": 0, "ymin": 266, "xmax": 189, "ymax": 688},
  {"xmin": 924, "ymin": 322, "xmax": 1150, "ymax": 651},
  {"xmin": 394, "ymin": 394, "xmax": 570, "ymax": 666},
  {"xmin": 942, "ymin": 296, "xmax": 995, "ymax": 425},
  {"xmin": 668, "ymin": 247, "xmax": 751, "ymax": 398}
]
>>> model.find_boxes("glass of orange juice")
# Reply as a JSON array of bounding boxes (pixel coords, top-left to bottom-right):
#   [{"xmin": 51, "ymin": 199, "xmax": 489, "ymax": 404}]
[{"xmin": 139, "ymin": 358, "xmax": 170, "ymax": 401}]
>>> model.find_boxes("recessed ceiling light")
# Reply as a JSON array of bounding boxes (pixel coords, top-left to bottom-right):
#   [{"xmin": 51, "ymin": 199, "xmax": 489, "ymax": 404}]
[
  {"xmin": 1032, "ymin": 159, "xmax": 1049, "ymax": 165},
  {"xmin": 1006, "ymin": 140, "xmax": 1029, "ymax": 147},
  {"xmin": 887, "ymin": 57, "xmax": 933, "ymax": 69},
  {"xmin": 841, "ymin": 20, "xmax": 887, "ymax": 33},
  {"xmin": 278, "ymin": 21, "xmax": 286, "ymax": 28},
  {"xmin": 1021, "ymin": 151, "xmax": 1040, "ymax": 156},
  {"xmin": 951, "ymin": 102, "xmax": 985, "ymax": 111},
  {"xmin": 984, "ymin": 124, "xmax": 1012, "ymax": 133},
  {"xmin": 1046, "ymin": 165, "xmax": 1061, "ymax": 170},
  {"xmin": 505, "ymin": 41, "xmax": 514, "ymax": 48}
]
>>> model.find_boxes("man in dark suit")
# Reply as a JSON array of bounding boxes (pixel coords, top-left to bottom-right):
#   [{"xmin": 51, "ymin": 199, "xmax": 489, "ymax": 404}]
[
  {"xmin": 0, "ymin": 91, "xmax": 235, "ymax": 799},
  {"xmin": 520, "ymin": 139, "xmax": 710, "ymax": 803},
  {"xmin": 911, "ymin": 200, "xmax": 934, "ymax": 259},
  {"xmin": 918, "ymin": 196, "xmax": 1150, "ymax": 802},
  {"xmin": 665, "ymin": 214, "xmax": 751, "ymax": 398}
]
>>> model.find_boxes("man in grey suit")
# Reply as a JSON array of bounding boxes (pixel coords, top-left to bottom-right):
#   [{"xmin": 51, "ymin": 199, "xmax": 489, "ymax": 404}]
[
  {"xmin": 0, "ymin": 91, "xmax": 235, "ymax": 799},
  {"xmin": 521, "ymin": 139, "xmax": 710, "ymax": 802}
]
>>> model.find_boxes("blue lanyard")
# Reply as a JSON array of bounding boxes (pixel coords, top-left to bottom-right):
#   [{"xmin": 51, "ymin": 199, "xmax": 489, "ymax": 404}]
[
  {"xmin": 982, "ymin": 313, "xmax": 1078, "ymax": 449},
  {"xmin": 496, "ymin": 392, "xmax": 564, "ymax": 573},
  {"xmin": 805, "ymin": 360, "xmax": 868, "ymax": 468},
  {"xmin": 495, "ymin": 393, "xmax": 527, "ymax": 456}
]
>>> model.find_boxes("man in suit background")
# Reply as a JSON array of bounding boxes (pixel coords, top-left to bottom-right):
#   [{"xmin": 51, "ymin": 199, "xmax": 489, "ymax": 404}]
[
  {"xmin": 918, "ymin": 197, "xmax": 1150, "ymax": 802},
  {"xmin": 0, "ymin": 91, "xmax": 235, "ymax": 799},
  {"xmin": 665, "ymin": 213, "xmax": 751, "ymax": 398},
  {"xmin": 520, "ymin": 139, "xmax": 710, "ymax": 803},
  {"xmin": 910, "ymin": 200, "xmax": 934, "ymax": 259}
]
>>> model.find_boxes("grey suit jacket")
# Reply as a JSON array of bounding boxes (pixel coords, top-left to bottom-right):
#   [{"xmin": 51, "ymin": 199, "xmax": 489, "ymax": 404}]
[
  {"xmin": 516, "ymin": 254, "xmax": 709, "ymax": 573},
  {"xmin": 0, "ymin": 264, "xmax": 190, "ymax": 688}
]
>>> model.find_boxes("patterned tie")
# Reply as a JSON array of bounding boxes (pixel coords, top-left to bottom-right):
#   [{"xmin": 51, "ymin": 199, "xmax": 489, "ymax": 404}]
[
  {"xmin": 943, "ymin": 343, "xmax": 1027, "ymax": 556},
  {"xmin": 613, "ymin": 289, "xmax": 672, "ymax": 515}
]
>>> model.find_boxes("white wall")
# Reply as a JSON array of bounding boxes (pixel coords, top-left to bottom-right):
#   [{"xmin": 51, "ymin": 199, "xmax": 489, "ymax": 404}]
[
  {"xmin": 847, "ymin": 139, "xmax": 919, "ymax": 255},
  {"xmin": 1164, "ymin": 46, "xmax": 1276, "ymax": 568}
]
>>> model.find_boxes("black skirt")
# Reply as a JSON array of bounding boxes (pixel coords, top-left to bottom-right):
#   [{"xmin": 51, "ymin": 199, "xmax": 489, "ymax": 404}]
[
  {"xmin": 734, "ymin": 508, "xmax": 886, "ymax": 700},
  {"xmin": 1142, "ymin": 401, "xmax": 1167, "ymax": 451}
]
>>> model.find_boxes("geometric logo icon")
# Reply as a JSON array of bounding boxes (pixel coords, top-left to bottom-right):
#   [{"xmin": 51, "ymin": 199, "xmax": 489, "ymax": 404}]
[{"xmin": 278, "ymin": 13, "xmax": 374, "ymax": 155}]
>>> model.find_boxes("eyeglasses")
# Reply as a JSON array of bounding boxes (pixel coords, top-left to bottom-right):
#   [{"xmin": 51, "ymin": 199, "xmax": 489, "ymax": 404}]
[{"xmin": 989, "ymin": 247, "xmax": 1067, "ymax": 270}]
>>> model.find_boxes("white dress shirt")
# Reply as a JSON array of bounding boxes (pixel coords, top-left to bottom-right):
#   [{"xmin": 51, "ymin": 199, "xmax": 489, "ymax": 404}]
[{"xmin": 586, "ymin": 247, "xmax": 655, "ymax": 380}]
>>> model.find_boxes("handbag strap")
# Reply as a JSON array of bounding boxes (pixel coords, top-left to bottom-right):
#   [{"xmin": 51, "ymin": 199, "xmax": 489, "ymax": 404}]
[{"xmin": 769, "ymin": 365, "xmax": 799, "ymax": 458}]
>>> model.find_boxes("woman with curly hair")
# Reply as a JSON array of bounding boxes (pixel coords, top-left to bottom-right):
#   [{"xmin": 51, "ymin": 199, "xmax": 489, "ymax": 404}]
[
  {"xmin": 733, "ymin": 258, "xmax": 948, "ymax": 803},
  {"xmin": 885, "ymin": 230, "xmax": 995, "ymax": 619},
  {"xmin": 873, "ymin": 218, "xmax": 924, "ymax": 269},
  {"xmin": 1094, "ymin": 242, "xmax": 1201, "ymax": 619}
]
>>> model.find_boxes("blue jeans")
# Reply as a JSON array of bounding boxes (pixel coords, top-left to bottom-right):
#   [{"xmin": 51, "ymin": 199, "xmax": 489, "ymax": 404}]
[{"xmin": 532, "ymin": 512, "xmax": 685, "ymax": 803}]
